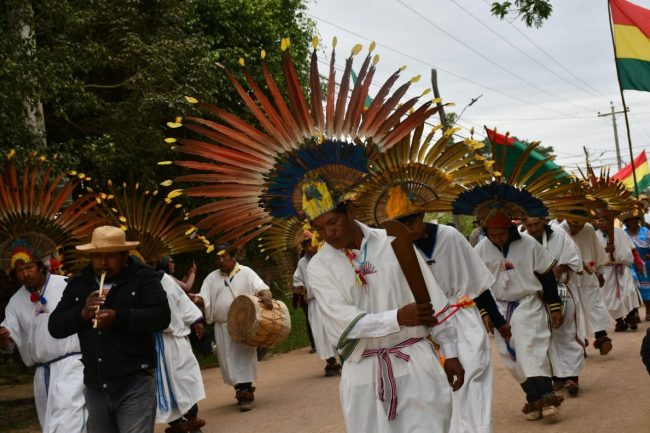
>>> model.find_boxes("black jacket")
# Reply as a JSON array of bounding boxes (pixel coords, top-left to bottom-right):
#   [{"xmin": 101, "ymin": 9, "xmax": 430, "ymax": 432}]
[{"xmin": 49, "ymin": 258, "xmax": 171, "ymax": 391}]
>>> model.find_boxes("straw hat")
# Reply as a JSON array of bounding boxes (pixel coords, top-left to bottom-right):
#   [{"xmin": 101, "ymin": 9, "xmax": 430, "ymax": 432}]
[{"xmin": 76, "ymin": 226, "xmax": 140, "ymax": 253}]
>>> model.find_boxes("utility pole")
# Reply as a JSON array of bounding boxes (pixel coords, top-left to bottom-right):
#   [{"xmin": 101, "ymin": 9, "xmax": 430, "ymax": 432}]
[{"xmin": 597, "ymin": 101, "xmax": 628, "ymax": 170}]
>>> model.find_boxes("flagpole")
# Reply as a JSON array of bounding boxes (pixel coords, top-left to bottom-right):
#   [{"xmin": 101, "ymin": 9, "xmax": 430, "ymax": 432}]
[{"xmin": 607, "ymin": 0, "xmax": 639, "ymax": 196}]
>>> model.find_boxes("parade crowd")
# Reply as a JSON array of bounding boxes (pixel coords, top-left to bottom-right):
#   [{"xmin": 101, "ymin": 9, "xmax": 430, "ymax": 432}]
[{"xmin": 2, "ymin": 37, "xmax": 650, "ymax": 433}]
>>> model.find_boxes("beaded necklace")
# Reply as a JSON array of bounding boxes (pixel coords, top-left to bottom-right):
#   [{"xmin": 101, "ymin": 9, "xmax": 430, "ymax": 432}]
[{"xmin": 344, "ymin": 243, "xmax": 376, "ymax": 288}]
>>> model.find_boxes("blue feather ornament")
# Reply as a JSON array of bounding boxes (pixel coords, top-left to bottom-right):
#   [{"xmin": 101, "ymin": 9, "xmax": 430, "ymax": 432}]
[
  {"xmin": 263, "ymin": 140, "xmax": 370, "ymax": 218},
  {"xmin": 452, "ymin": 182, "xmax": 548, "ymax": 218}
]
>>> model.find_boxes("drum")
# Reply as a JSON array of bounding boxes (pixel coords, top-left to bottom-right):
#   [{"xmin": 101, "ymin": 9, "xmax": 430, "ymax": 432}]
[{"xmin": 227, "ymin": 294, "xmax": 291, "ymax": 348}]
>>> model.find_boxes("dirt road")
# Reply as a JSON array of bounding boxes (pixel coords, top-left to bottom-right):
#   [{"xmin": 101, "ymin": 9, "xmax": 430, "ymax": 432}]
[{"xmin": 157, "ymin": 322, "xmax": 650, "ymax": 433}]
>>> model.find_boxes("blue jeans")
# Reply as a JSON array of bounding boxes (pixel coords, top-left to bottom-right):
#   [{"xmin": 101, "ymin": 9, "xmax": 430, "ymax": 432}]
[{"xmin": 84, "ymin": 373, "xmax": 156, "ymax": 433}]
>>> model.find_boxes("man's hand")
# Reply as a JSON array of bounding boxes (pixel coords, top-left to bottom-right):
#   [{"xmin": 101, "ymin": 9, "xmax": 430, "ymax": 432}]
[
  {"xmin": 191, "ymin": 322, "xmax": 204, "ymax": 340},
  {"xmin": 497, "ymin": 323, "xmax": 512, "ymax": 344},
  {"xmin": 397, "ymin": 302, "xmax": 436, "ymax": 327},
  {"xmin": 189, "ymin": 294, "xmax": 205, "ymax": 309},
  {"xmin": 481, "ymin": 314, "xmax": 494, "ymax": 335},
  {"xmin": 291, "ymin": 285, "xmax": 306, "ymax": 296},
  {"xmin": 583, "ymin": 262, "xmax": 594, "ymax": 275},
  {"xmin": 553, "ymin": 264, "xmax": 570, "ymax": 283},
  {"xmin": 81, "ymin": 290, "xmax": 103, "ymax": 321},
  {"xmin": 550, "ymin": 310, "xmax": 563, "ymax": 328},
  {"xmin": 257, "ymin": 290, "xmax": 274, "ymax": 310},
  {"xmin": 444, "ymin": 357, "xmax": 465, "ymax": 391},
  {"xmin": 94, "ymin": 309, "xmax": 116, "ymax": 329},
  {"xmin": 0, "ymin": 327, "xmax": 12, "ymax": 350}
]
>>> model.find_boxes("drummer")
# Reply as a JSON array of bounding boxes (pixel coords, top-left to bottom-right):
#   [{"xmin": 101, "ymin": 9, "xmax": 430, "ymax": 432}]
[
  {"xmin": 191, "ymin": 244, "xmax": 273, "ymax": 412},
  {"xmin": 523, "ymin": 216, "xmax": 586, "ymax": 397}
]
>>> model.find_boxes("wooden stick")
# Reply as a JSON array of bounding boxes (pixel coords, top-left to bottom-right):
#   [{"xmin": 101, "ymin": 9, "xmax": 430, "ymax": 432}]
[{"xmin": 93, "ymin": 271, "xmax": 107, "ymax": 329}]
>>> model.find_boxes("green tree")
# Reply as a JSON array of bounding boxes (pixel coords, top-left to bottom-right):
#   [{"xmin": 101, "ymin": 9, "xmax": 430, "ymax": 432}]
[
  {"xmin": 1, "ymin": 0, "xmax": 315, "ymax": 186},
  {"xmin": 490, "ymin": 1, "xmax": 553, "ymax": 28}
]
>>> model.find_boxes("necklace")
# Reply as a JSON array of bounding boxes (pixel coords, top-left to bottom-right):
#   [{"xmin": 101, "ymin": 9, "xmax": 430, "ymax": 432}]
[
  {"xmin": 27, "ymin": 273, "xmax": 50, "ymax": 305},
  {"xmin": 344, "ymin": 243, "xmax": 376, "ymax": 288}
]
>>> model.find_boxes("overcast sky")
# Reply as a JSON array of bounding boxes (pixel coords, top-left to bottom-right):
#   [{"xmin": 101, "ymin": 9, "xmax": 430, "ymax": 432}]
[{"xmin": 307, "ymin": 0, "xmax": 650, "ymax": 173}]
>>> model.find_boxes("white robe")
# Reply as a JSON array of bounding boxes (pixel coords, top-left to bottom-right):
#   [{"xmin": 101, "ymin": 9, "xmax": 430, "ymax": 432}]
[
  {"xmin": 1, "ymin": 274, "xmax": 86, "ymax": 433},
  {"xmin": 155, "ymin": 274, "xmax": 206, "ymax": 423},
  {"xmin": 293, "ymin": 256, "xmax": 336, "ymax": 360},
  {"xmin": 527, "ymin": 227, "xmax": 585, "ymax": 378},
  {"xmin": 596, "ymin": 227, "xmax": 642, "ymax": 319},
  {"xmin": 199, "ymin": 264, "xmax": 268, "ymax": 386},
  {"xmin": 307, "ymin": 222, "xmax": 456, "ymax": 433},
  {"xmin": 559, "ymin": 221, "xmax": 612, "ymax": 334},
  {"xmin": 474, "ymin": 233, "xmax": 556, "ymax": 384},
  {"xmin": 415, "ymin": 224, "xmax": 495, "ymax": 433}
]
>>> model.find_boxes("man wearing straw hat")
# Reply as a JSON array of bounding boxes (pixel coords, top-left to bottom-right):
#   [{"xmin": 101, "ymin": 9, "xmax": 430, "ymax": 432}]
[
  {"xmin": 0, "ymin": 239, "xmax": 87, "ymax": 433},
  {"xmin": 49, "ymin": 225, "xmax": 171, "ymax": 433}
]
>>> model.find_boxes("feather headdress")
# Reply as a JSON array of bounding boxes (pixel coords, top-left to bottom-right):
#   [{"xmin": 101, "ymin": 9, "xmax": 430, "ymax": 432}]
[
  {"xmin": 0, "ymin": 152, "xmax": 101, "ymax": 273},
  {"xmin": 169, "ymin": 37, "xmax": 440, "ymax": 247},
  {"xmin": 97, "ymin": 182, "xmax": 209, "ymax": 263},
  {"xmin": 577, "ymin": 163, "xmax": 634, "ymax": 213},
  {"xmin": 354, "ymin": 123, "xmax": 490, "ymax": 224},
  {"xmin": 453, "ymin": 129, "xmax": 590, "ymax": 223}
]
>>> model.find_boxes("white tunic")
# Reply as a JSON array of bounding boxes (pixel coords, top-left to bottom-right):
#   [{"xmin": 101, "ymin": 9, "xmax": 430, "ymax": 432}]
[
  {"xmin": 155, "ymin": 274, "xmax": 206, "ymax": 423},
  {"xmin": 199, "ymin": 264, "xmax": 268, "ymax": 386},
  {"xmin": 293, "ymin": 256, "xmax": 336, "ymax": 360},
  {"xmin": 474, "ymin": 233, "xmax": 555, "ymax": 383},
  {"xmin": 558, "ymin": 221, "xmax": 612, "ymax": 334},
  {"xmin": 307, "ymin": 222, "xmax": 456, "ymax": 433},
  {"xmin": 415, "ymin": 224, "xmax": 495, "ymax": 433},
  {"xmin": 1, "ymin": 274, "xmax": 86, "ymax": 433},
  {"xmin": 596, "ymin": 227, "xmax": 642, "ymax": 319},
  {"xmin": 527, "ymin": 227, "xmax": 585, "ymax": 378}
]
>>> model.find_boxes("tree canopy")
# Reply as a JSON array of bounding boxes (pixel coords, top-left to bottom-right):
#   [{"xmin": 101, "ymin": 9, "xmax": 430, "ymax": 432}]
[
  {"xmin": 1, "ymin": 0, "xmax": 315, "ymax": 186},
  {"xmin": 491, "ymin": 0, "xmax": 553, "ymax": 28}
]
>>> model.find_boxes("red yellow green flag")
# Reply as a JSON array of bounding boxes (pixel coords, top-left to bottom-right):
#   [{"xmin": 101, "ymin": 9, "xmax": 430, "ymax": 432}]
[
  {"xmin": 610, "ymin": 0, "xmax": 650, "ymax": 91},
  {"xmin": 611, "ymin": 150, "xmax": 650, "ymax": 191}
]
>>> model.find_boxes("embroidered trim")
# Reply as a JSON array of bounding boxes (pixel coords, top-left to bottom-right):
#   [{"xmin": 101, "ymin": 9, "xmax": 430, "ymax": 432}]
[{"xmin": 337, "ymin": 313, "xmax": 367, "ymax": 360}]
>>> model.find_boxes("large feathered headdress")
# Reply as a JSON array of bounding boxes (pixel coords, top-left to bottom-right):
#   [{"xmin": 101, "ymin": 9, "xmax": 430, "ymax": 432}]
[
  {"xmin": 575, "ymin": 163, "xmax": 635, "ymax": 216},
  {"xmin": 453, "ymin": 129, "xmax": 587, "ymax": 224},
  {"xmin": 354, "ymin": 123, "xmax": 491, "ymax": 224},
  {"xmin": 96, "ymin": 182, "xmax": 209, "ymax": 264},
  {"xmin": 167, "ymin": 37, "xmax": 440, "ymax": 248},
  {"xmin": 0, "ymin": 151, "xmax": 102, "ymax": 273}
]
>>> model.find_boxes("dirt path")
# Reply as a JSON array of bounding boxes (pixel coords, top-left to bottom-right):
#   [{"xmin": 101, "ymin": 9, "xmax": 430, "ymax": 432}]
[
  {"xmin": 158, "ymin": 322, "xmax": 650, "ymax": 433},
  {"xmin": 5, "ymin": 322, "xmax": 649, "ymax": 433}
]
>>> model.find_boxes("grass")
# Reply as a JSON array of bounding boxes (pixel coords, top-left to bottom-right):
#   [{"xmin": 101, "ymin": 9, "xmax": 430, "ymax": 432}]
[{"xmin": 0, "ymin": 399, "xmax": 38, "ymax": 432}]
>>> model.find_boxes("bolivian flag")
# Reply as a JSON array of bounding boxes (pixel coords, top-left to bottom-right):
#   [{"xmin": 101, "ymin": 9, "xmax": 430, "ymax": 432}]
[
  {"xmin": 611, "ymin": 0, "xmax": 650, "ymax": 91},
  {"xmin": 612, "ymin": 150, "xmax": 650, "ymax": 192}
]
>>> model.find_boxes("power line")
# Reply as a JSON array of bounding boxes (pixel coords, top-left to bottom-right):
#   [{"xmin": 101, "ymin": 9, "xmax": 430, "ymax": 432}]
[
  {"xmin": 480, "ymin": 0, "xmax": 606, "ymax": 98},
  {"xmin": 396, "ymin": 0, "xmax": 598, "ymax": 116},
  {"xmin": 308, "ymin": 13, "xmax": 599, "ymax": 119},
  {"xmin": 449, "ymin": 0, "xmax": 602, "ymax": 101},
  {"xmin": 316, "ymin": 58, "xmax": 487, "ymax": 142}
]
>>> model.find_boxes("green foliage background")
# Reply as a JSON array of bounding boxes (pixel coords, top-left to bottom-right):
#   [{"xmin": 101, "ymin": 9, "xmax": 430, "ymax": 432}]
[{"xmin": 1, "ymin": 0, "xmax": 315, "ymax": 187}]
